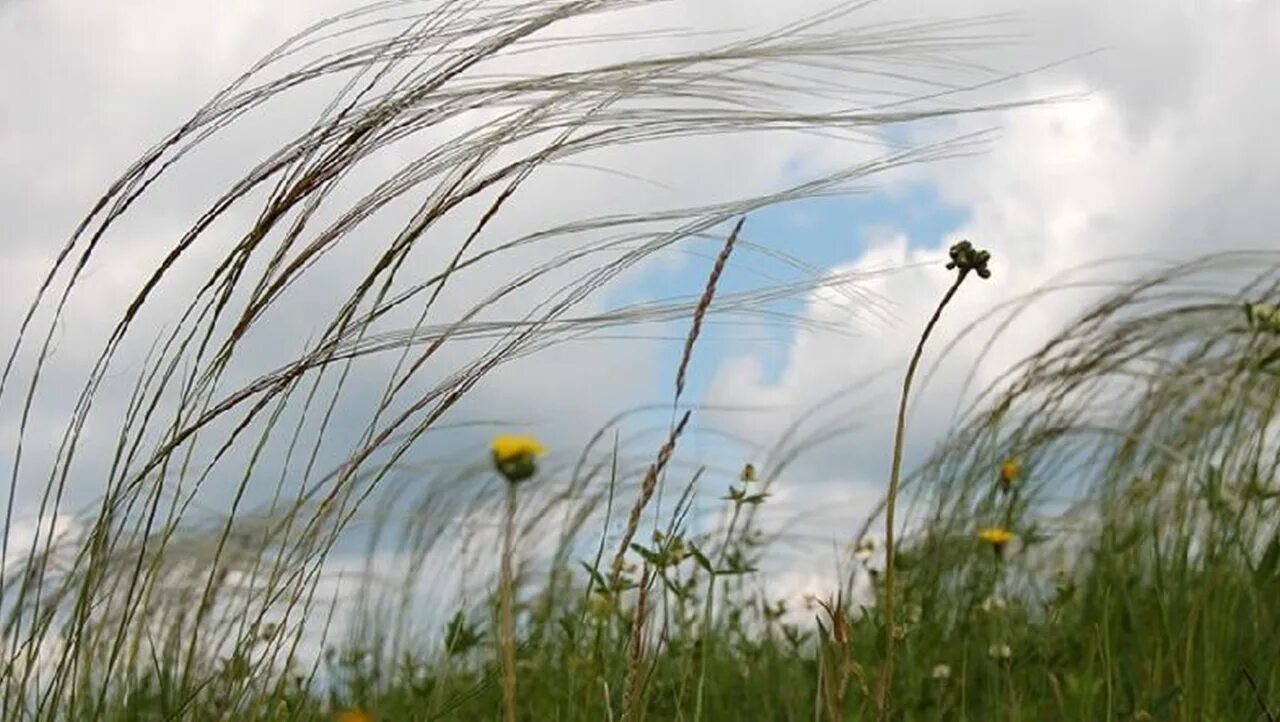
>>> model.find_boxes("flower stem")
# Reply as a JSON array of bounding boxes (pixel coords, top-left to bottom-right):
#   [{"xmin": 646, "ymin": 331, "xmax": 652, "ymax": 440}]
[
  {"xmin": 875, "ymin": 267, "xmax": 972, "ymax": 722},
  {"xmin": 500, "ymin": 482, "xmax": 519, "ymax": 722}
]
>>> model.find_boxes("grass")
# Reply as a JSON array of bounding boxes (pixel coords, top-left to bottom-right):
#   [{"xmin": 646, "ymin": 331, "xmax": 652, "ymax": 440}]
[{"xmin": 3, "ymin": 2, "xmax": 1277, "ymax": 721}]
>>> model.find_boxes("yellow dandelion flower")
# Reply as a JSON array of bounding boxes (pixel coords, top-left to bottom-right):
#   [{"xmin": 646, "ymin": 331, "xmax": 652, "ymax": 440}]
[
  {"xmin": 336, "ymin": 711, "xmax": 374, "ymax": 722},
  {"xmin": 491, "ymin": 434, "xmax": 546, "ymax": 484},
  {"xmin": 977, "ymin": 527, "xmax": 1014, "ymax": 551},
  {"xmin": 998, "ymin": 458, "xmax": 1021, "ymax": 491},
  {"xmin": 491, "ymin": 435, "xmax": 546, "ymax": 462}
]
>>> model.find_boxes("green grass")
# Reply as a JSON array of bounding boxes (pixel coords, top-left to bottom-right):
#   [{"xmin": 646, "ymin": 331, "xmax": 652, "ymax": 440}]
[{"xmin": 3, "ymin": 2, "xmax": 1278, "ymax": 721}]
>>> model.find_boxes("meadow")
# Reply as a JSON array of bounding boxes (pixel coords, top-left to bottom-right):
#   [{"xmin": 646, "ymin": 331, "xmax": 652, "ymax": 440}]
[{"xmin": 2, "ymin": 2, "xmax": 1277, "ymax": 721}]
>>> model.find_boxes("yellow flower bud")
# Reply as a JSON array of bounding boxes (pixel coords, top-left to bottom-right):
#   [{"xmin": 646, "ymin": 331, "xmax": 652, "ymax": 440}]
[{"xmin": 490, "ymin": 434, "xmax": 546, "ymax": 483}]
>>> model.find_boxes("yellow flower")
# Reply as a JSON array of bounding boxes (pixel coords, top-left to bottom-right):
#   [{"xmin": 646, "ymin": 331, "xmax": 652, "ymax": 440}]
[
  {"xmin": 336, "ymin": 711, "xmax": 374, "ymax": 722},
  {"xmin": 491, "ymin": 434, "xmax": 546, "ymax": 483},
  {"xmin": 998, "ymin": 458, "xmax": 1021, "ymax": 491},
  {"xmin": 977, "ymin": 527, "xmax": 1014, "ymax": 550},
  {"xmin": 491, "ymin": 434, "xmax": 546, "ymax": 462}
]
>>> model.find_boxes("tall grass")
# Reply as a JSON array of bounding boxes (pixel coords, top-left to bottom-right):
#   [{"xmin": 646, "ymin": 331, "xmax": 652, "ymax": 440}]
[
  {"xmin": 302, "ymin": 251, "xmax": 1280, "ymax": 722},
  {"xmin": 8, "ymin": 2, "xmax": 1277, "ymax": 722}
]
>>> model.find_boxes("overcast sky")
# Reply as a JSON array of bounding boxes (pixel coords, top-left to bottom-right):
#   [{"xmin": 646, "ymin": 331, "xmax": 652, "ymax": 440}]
[{"xmin": 2, "ymin": 0, "xmax": 1278, "ymax": 616}]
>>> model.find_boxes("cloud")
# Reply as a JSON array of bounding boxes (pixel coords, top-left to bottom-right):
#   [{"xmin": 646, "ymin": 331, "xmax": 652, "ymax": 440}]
[{"xmin": 703, "ymin": 0, "xmax": 1280, "ymax": 564}]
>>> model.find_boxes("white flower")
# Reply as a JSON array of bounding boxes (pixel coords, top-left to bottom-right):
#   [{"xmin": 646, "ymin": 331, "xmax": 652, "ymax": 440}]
[
  {"xmin": 852, "ymin": 534, "xmax": 885, "ymax": 576},
  {"xmin": 987, "ymin": 643, "xmax": 1013, "ymax": 660},
  {"xmin": 853, "ymin": 534, "xmax": 879, "ymax": 562},
  {"xmin": 904, "ymin": 603, "xmax": 923, "ymax": 626},
  {"xmin": 930, "ymin": 664, "xmax": 952, "ymax": 680},
  {"xmin": 979, "ymin": 595, "xmax": 1007, "ymax": 614}
]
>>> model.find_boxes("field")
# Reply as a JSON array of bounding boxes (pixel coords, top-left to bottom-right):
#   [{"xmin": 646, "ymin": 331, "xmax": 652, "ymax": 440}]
[{"xmin": 2, "ymin": 2, "xmax": 1277, "ymax": 721}]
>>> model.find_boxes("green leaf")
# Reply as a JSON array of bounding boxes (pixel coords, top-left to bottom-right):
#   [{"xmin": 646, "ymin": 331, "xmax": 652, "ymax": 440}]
[
  {"xmin": 579, "ymin": 561, "xmax": 608, "ymax": 590},
  {"xmin": 630, "ymin": 542, "xmax": 664, "ymax": 566},
  {"xmin": 688, "ymin": 542, "xmax": 715, "ymax": 575}
]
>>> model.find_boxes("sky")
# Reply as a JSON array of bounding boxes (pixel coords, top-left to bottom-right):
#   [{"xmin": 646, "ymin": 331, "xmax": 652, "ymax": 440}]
[{"xmin": 2, "ymin": 0, "xmax": 1279, "ymax": 631}]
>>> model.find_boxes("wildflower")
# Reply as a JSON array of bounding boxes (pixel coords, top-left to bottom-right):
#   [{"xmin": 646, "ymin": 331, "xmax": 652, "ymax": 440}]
[
  {"xmin": 337, "ymin": 711, "xmax": 374, "ymax": 722},
  {"xmin": 853, "ymin": 535, "xmax": 878, "ymax": 562},
  {"xmin": 987, "ymin": 643, "xmax": 1012, "ymax": 661},
  {"xmin": 852, "ymin": 535, "xmax": 882, "ymax": 576},
  {"xmin": 740, "ymin": 462, "xmax": 757, "ymax": 483},
  {"xmin": 979, "ymin": 594, "xmax": 1007, "ymax": 614},
  {"xmin": 904, "ymin": 602, "xmax": 923, "ymax": 626},
  {"xmin": 930, "ymin": 664, "xmax": 952, "ymax": 680},
  {"xmin": 977, "ymin": 527, "xmax": 1014, "ymax": 556},
  {"xmin": 998, "ymin": 458, "xmax": 1021, "ymax": 492},
  {"xmin": 490, "ymin": 434, "xmax": 546, "ymax": 483},
  {"xmin": 945, "ymin": 239, "xmax": 992, "ymax": 279}
]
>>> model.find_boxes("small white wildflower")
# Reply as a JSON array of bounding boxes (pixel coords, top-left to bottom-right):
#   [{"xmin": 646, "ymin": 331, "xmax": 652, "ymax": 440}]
[
  {"xmin": 979, "ymin": 595, "xmax": 1007, "ymax": 614},
  {"xmin": 904, "ymin": 602, "xmax": 923, "ymax": 626},
  {"xmin": 987, "ymin": 643, "xmax": 1012, "ymax": 660},
  {"xmin": 853, "ymin": 534, "xmax": 879, "ymax": 563},
  {"xmin": 930, "ymin": 664, "xmax": 952, "ymax": 680}
]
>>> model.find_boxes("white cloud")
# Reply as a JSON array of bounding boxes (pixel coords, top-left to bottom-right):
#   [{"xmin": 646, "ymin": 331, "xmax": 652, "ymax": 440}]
[
  {"xmin": 1, "ymin": 508, "xmax": 81, "ymax": 578},
  {"xmin": 704, "ymin": 0, "xmax": 1280, "ymax": 548}
]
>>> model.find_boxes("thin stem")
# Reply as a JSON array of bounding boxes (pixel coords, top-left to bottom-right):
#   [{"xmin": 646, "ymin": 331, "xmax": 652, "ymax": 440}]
[
  {"xmin": 500, "ymin": 482, "xmax": 519, "ymax": 722},
  {"xmin": 875, "ymin": 268, "xmax": 970, "ymax": 722},
  {"xmin": 694, "ymin": 499, "xmax": 744, "ymax": 722}
]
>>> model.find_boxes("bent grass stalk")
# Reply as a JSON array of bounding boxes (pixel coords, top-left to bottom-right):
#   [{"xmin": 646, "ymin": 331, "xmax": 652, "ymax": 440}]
[{"xmin": 618, "ymin": 219, "xmax": 742, "ymax": 721}]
